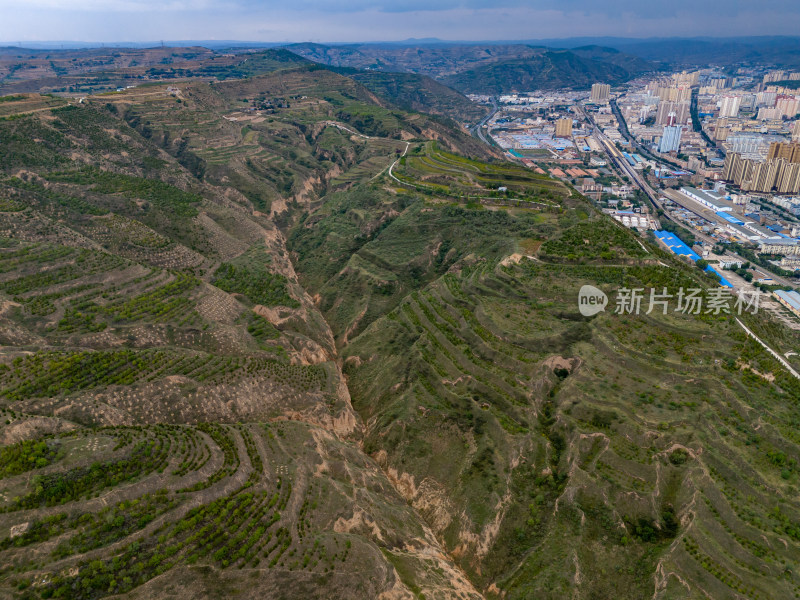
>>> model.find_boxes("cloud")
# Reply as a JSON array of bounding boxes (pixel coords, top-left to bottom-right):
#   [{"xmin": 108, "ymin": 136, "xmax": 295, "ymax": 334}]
[
  {"xmin": 0, "ymin": 0, "xmax": 798, "ymax": 42},
  {"xmin": 225, "ymin": 0, "xmax": 800, "ymax": 19},
  {"xmin": 0, "ymin": 0, "xmax": 224, "ymax": 10},
  {"xmin": 0, "ymin": 0, "xmax": 365, "ymax": 12},
  {"xmin": 7, "ymin": 0, "xmax": 800, "ymax": 16}
]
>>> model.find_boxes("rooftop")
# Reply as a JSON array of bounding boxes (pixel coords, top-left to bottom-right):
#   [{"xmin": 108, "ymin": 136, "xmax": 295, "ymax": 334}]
[
  {"xmin": 681, "ymin": 187, "xmax": 734, "ymax": 211},
  {"xmin": 653, "ymin": 230, "xmax": 733, "ymax": 287},
  {"xmin": 760, "ymin": 237, "xmax": 800, "ymax": 246},
  {"xmin": 775, "ymin": 289, "xmax": 800, "ymax": 311}
]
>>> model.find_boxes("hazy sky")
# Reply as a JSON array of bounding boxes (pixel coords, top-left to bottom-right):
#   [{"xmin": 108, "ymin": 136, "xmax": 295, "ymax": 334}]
[{"xmin": 1, "ymin": 0, "xmax": 799, "ymax": 43}]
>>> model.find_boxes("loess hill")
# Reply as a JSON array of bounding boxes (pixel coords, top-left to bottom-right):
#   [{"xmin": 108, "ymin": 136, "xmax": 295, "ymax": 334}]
[
  {"xmin": 286, "ymin": 43, "xmax": 651, "ymax": 94},
  {"xmin": 0, "ymin": 57, "xmax": 800, "ymax": 600}
]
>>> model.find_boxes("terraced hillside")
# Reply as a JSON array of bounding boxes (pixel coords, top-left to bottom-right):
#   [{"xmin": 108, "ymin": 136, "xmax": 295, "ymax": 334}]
[
  {"xmin": 0, "ymin": 48, "xmax": 306, "ymax": 96},
  {"xmin": 286, "ymin": 43, "xmax": 650, "ymax": 94},
  {"xmin": 290, "ymin": 149, "xmax": 800, "ymax": 598},
  {"xmin": 0, "ymin": 46, "xmax": 489, "ymax": 136},
  {"xmin": 0, "ymin": 65, "xmax": 505, "ymax": 599},
  {"xmin": 340, "ymin": 253, "xmax": 800, "ymax": 599},
  {"xmin": 333, "ymin": 70, "xmax": 489, "ymax": 124},
  {"xmin": 1, "ymin": 419, "xmax": 488, "ymax": 599},
  {"xmin": 1, "ymin": 58, "xmax": 800, "ymax": 600},
  {"xmin": 392, "ymin": 142, "xmax": 569, "ymax": 201}
]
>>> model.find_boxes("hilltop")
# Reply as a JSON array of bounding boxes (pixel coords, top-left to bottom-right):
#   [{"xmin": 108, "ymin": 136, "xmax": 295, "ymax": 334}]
[
  {"xmin": 0, "ymin": 48, "xmax": 310, "ymax": 95},
  {"xmin": 329, "ymin": 68, "xmax": 488, "ymax": 123},
  {"xmin": 440, "ymin": 49, "xmax": 632, "ymax": 95},
  {"xmin": 286, "ymin": 43, "xmax": 651, "ymax": 93}
]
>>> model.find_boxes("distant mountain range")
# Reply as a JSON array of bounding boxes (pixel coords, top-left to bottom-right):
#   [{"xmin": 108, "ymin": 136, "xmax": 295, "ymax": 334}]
[
  {"xmin": 4, "ymin": 35, "xmax": 800, "ymax": 104},
  {"xmin": 608, "ymin": 37, "xmax": 800, "ymax": 68},
  {"xmin": 285, "ymin": 43, "xmax": 653, "ymax": 94},
  {"xmin": 439, "ymin": 47, "xmax": 648, "ymax": 95},
  {"xmin": 6, "ymin": 36, "xmax": 799, "ymax": 66},
  {"xmin": 330, "ymin": 68, "xmax": 489, "ymax": 122}
]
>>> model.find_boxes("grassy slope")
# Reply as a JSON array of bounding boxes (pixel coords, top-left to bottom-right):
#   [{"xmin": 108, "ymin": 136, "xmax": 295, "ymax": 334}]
[
  {"xmin": 335, "ymin": 69, "xmax": 489, "ymax": 123},
  {"xmin": 441, "ymin": 50, "xmax": 631, "ymax": 95},
  {"xmin": 287, "ymin": 43, "xmax": 647, "ymax": 94},
  {"xmin": 0, "ymin": 71, "xmax": 497, "ymax": 599},
  {"xmin": 291, "ymin": 144, "xmax": 800, "ymax": 599},
  {"xmin": 1, "ymin": 62, "xmax": 800, "ymax": 600}
]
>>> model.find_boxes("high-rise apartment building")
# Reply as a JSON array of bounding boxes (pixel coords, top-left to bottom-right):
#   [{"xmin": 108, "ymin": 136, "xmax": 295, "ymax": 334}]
[
  {"xmin": 757, "ymin": 107, "xmax": 780, "ymax": 121},
  {"xmin": 655, "ymin": 101, "xmax": 689, "ymax": 126},
  {"xmin": 739, "ymin": 94, "xmax": 756, "ymax": 111},
  {"xmin": 655, "ymin": 102, "xmax": 669, "ymax": 125},
  {"xmin": 672, "ymin": 71, "xmax": 699, "ymax": 86},
  {"xmin": 777, "ymin": 162, "xmax": 800, "ymax": 194},
  {"xmin": 590, "ymin": 83, "xmax": 611, "ymax": 102},
  {"xmin": 776, "ymin": 95, "xmax": 800, "ymax": 118},
  {"xmin": 719, "ymin": 96, "xmax": 741, "ymax": 118},
  {"xmin": 709, "ymin": 77, "xmax": 728, "ymax": 90},
  {"xmin": 763, "ymin": 71, "xmax": 799, "ymax": 84},
  {"xmin": 724, "ymin": 143, "xmax": 800, "ymax": 194},
  {"xmin": 659, "ymin": 125, "xmax": 683, "ymax": 153},
  {"xmin": 723, "ymin": 153, "xmax": 748, "ymax": 183},
  {"xmin": 764, "ymin": 71, "xmax": 786, "ymax": 84},
  {"xmin": 554, "ymin": 118, "xmax": 573, "ymax": 138},
  {"xmin": 656, "ymin": 85, "xmax": 691, "ymax": 103},
  {"xmin": 726, "ymin": 134, "xmax": 770, "ymax": 156},
  {"xmin": 793, "ymin": 121, "xmax": 800, "ymax": 143},
  {"xmin": 657, "ymin": 87, "xmax": 675, "ymax": 102},
  {"xmin": 768, "ymin": 142, "xmax": 800, "ymax": 162},
  {"xmin": 756, "ymin": 91, "xmax": 777, "ymax": 107}
]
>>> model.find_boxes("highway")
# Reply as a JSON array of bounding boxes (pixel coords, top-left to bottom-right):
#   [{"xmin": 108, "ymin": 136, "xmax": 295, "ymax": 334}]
[
  {"xmin": 661, "ymin": 188, "xmax": 799, "ymax": 288},
  {"xmin": 608, "ymin": 99, "xmax": 683, "ymax": 170},
  {"xmin": 580, "ymin": 104, "xmax": 726, "ymax": 241},
  {"xmin": 578, "ymin": 105, "xmax": 664, "ymax": 215},
  {"xmin": 589, "ymin": 118, "xmax": 799, "ymax": 288},
  {"xmin": 471, "ymin": 97, "xmax": 498, "ymax": 146}
]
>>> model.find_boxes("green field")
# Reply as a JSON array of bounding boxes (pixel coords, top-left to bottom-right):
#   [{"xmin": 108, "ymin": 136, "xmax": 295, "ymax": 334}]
[{"xmin": 393, "ymin": 142, "xmax": 570, "ymax": 203}]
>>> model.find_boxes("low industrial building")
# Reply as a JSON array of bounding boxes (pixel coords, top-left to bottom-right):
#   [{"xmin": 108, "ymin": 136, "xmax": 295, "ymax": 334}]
[
  {"xmin": 718, "ymin": 259, "xmax": 744, "ymax": 269},
  {"xmin": 758, "ymin": 237, "xmax": 800, "ymax": 256},
  {"xmin": 774, "ymin": 289, "xmax": 800, "ymax": 318},
  {"xmin": 743, "ymin": 221, "xmax": 779, "ymax": 238},
  {"xmin": 680, "ymin": 187, "xmax": 734, "ymax": 212},
  {"xmin": 780, "ymin": 256, "xmax": 800, "ymax": 269},
  {"xmin": 607, "ymin": 210, "xmax": 657, "ymax": 229},
  {"xmin": 726, "ymin": 223, "xmax": 763, "ymax": 242}
]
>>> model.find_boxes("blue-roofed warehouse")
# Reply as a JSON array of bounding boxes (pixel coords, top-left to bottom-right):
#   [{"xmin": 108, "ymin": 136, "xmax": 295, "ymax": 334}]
[
  {"xmin": 653, "ymin": 231, "xmax": 733, "ymax": 288},
  {"xmin": 775, "ymin": 290, "xmax": 800, "ymax": 318},
  {"xmin": 717, "ymin": 212, "xmax": 745, "ymax": 226}
]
